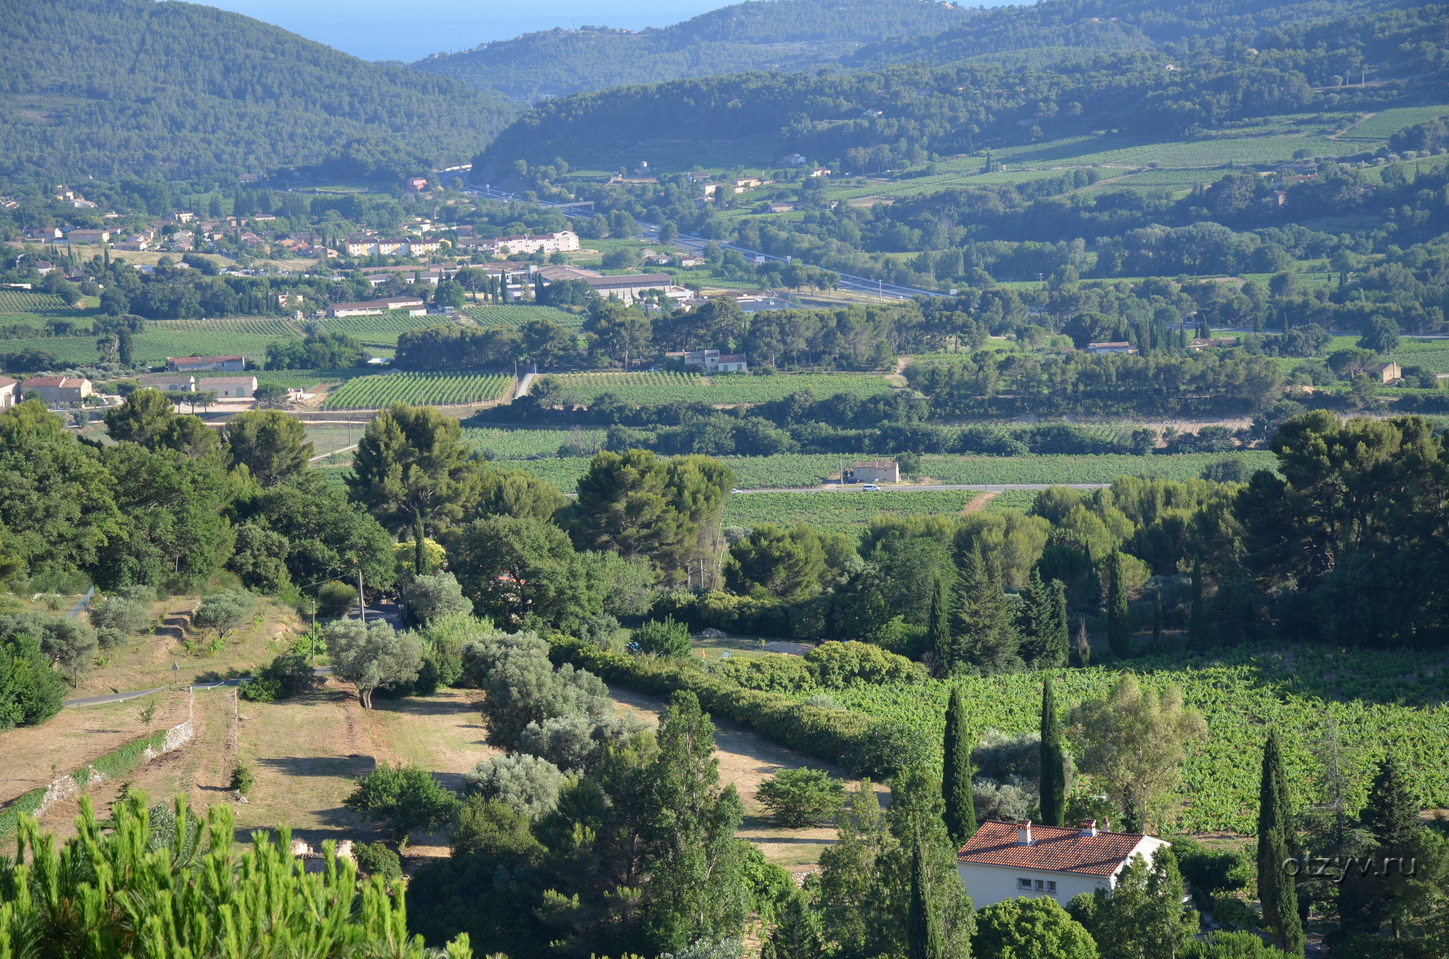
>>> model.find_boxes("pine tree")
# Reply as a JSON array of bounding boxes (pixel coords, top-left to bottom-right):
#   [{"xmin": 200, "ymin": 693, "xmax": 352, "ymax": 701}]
[
  {"xmin": 1189, "ymin": 557, "xmax": 1205, "ymax": 647},
  {"xmin": 1018, "ymin": 570, "xmax": 1067, "ymax": 668},
  {"xmin": 953, "ymin": 543, "xmax": 1017, "ymax": 672},
  {"xmin": 942, "ymin": 686, "xmax": 977, "ymax": 847},
  {"xmin": 764, "ymin": 891, "xmax": 825, "ymax": 959},
  {"xmin": 928, "ymin": 573, "xmax": 952, "ymax": 677},
  {"xmin": 1257, "ymin": 729, "xmax": 1305, "ymax": 956},
  {"xmin": 1106, "ymin": 551, "xmax": 1130, "ymax": 658},
  {"xmin": 1359, "ymin": 754, "xmax": 1419, "ymax": 847},
  {"xmin": 1039, "ymin": 678, "xmax": 1066, "ymax": 827}
]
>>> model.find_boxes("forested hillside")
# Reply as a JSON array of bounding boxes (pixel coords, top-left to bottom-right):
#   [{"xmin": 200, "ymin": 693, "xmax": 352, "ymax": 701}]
[
  {"xmin": 475, "ymin": 2, "xmax": 1444, "ymax": 175},
  {"xmin": 411, "ymin": 0, "xmax": 972, "ymax": 101},
  {"xmin": 0, "ymin": 0, "xmax": 517, "ymax": 183}
]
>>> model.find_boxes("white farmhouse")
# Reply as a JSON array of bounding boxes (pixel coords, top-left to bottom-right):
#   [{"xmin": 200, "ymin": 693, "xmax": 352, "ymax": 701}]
[{"xmin": 957, "ymin": 820, "xmax": 1169, "ymax": 908}]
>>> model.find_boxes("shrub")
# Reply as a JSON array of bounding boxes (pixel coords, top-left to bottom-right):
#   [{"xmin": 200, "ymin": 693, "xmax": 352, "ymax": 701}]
[
  {"xmin": 89, "ymin": 596, "xmax": 150, "ymax": 636},
  {"xmin": 344, "ymin": 763, "xmax": 459, "ymax": 842},
  {"xmin": 352, "ymin": 841, "xmax": 402, "ymax": 882},
  {"xmin": 973, "ymin": 778, "xmax": 1036, "ymax": 823},
  {"xmin": 757, "ymin": 767, "xmax": 845, "ymax": 827},
  {"xmin": 711, "ymin": 655, "xmax": 816, "ymax": 693},
  {"xmin": 316, "ymin": 580, "xmax": 356, "ymax": 619},
  {"xmin": 632, "ymin": 617, "xmax": 692, "ymax": 658},
  {"xmin": 517, "ymin": 712, "xmax": 644, "ymax": 774},
  {"xmin": 230, "ymin": 762, "xmax": 254, "ymax": 797},
  {"xmin": 1173, "ymin": 836, "xmax": 1252, "ymax": 902},
  {"xmin": 240, "ymin": 652, "xmax": 316, "ymax": 703},
  {"xmin": 805, "ymin": 641, "xmax": 927, "ymax": 688},
  {"xmin": 462, "ymin": 753, "xmax": 566, "ymax": 820},
  {"xmin": 192, "ymin": 590, "xmax": 254, "ymax": 639},
  {"xmin": 403, "ymin": 572, "xmax": 472, "ymax": 627}
]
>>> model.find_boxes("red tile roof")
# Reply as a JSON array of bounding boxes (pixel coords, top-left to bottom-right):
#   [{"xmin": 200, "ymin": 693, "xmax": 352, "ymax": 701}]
[
  {"xmin": 22, "ymin": 376, "xmax": 70, "ymax": 388},
  {"xmin": 957, "ymin": 821, "xmax": 1149, "ymax": 876}
]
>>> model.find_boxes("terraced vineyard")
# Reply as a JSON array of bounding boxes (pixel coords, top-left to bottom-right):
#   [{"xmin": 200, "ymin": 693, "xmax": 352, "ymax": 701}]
[
  {"xmin": 462, "ymin": 304, "xmax": 586, "ymax": 331},
  {"xmin": 319, "ymin": 312, "xmax": 450, "ymax": 347},
  {"xmin": 784, "ymin": 645, "xmax": 1449, "ymax": 834},
  {"xmin": 323, "ymin": 371, "xmax": 515, "ymax": 410},
  {"xmin": 147, "ymin": 317, "xmax": 297, "ymax": 337},
  {"xmin": 0, "ymin": 289, "xmax": 69, "ymax": 317},
  {"xmin": 539, "ymin": 371, "xmax": 894, "ymax": 406}
]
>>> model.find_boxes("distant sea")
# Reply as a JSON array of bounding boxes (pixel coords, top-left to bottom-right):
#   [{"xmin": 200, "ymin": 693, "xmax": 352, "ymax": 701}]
[{"xmin": 201, "ymin": 0, "xmax": 745, "ymax": 61}]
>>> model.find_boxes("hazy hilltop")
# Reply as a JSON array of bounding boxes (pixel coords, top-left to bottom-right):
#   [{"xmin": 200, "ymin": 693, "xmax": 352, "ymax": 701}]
[
  {"xmin": 0, "ymin": 0, "xmax": 517, "ymax": 183},
  {"xmin": 410, "ymin": 0, "xmax": 975, "ymax": 101},
  {"xmin": 474, "ymin": 0, "xmax": 1444, "ymax": 175}
]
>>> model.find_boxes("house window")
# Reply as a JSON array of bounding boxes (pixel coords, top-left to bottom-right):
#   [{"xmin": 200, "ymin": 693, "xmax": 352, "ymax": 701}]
[
  {"xmin": 1047, "ymin": 881, "xmax": 1057, "ymax": 893},
  {"xmin": 1035, "ymin": 880, "xmax": 1045, "ymax": 890},
  {"xmin": 1017, "ymin": 878, "xmax": 1032, "ymax": 890}
]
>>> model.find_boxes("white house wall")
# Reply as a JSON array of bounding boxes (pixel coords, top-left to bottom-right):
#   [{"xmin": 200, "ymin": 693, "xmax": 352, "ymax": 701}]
[{"xmin": 957, "ymin": 861, "xmax": 1112, "ymax": 908}]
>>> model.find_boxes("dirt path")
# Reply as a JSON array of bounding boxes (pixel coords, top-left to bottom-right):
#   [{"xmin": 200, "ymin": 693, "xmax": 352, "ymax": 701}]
[
  {"xmin": 961, "ymin": 491, "xmax": 1000, "ymax": 513},
  {"xmin": 606, "ymin": 683, "xmax": 879, "ymax": 873}
]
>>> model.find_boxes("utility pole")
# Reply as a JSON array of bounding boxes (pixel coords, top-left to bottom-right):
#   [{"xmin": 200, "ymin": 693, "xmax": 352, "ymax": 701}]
[{"xmin": 357, "ymin": 568, "xmax": 366, "ymax": 625}]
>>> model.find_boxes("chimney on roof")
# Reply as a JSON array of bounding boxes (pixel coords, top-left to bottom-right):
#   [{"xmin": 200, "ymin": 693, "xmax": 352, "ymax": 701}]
[
  {"xmin": 1017, "ymin": 820, "xmax": 1033, "ymax": 845},
  {"xmin": 1103, "ymin": 819, "xmax": 1111, "ymax": 833},
  {"xmin": 1079, "ymin": 819, "xmax": 1098, "ymax": 837}
]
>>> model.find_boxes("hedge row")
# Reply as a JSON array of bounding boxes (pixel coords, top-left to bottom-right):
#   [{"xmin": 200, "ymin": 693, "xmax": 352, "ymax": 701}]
[
  {"xmin": 0, "ymin": 728, "xmax": 168, "ymax": 839},
  {"xmin": 546, "ymin": 636, "xmax": 928, "ymax": 779}
]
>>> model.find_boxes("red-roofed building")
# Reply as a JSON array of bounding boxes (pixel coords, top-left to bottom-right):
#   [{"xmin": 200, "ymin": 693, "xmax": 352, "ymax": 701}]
[
  {"xmin": 22, "ymin": 376, "xmax": 93, "ymax": 405},
  {"xmin": 956, "ymin": 820, "xmax": 1169, "ymax": 907}
]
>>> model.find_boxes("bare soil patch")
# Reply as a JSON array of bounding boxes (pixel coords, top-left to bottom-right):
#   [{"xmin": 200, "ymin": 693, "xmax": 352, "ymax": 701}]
[
  {"xmin": 0, "ymin": 691, "xmax": 190, "ymax": 808},
  {"xmin": 962, "ymin": 491, "xmax": 1000, "ymax": 513}
]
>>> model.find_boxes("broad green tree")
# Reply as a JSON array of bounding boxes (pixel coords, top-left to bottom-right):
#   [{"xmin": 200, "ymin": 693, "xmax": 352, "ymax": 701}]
[
  {"xmin": 222, "ymin": 409, "xmax": 314, "ymax": 487},
  {"xmin": 973, "ymin": 896, "xmax": 1097, "ymax": 959},
  {"xmin": 1070, "ymin": 848, "xmax": 1196, "ymax": 959},
  {"xmin": 347, "ymin": 403, "xmax": 482, "ymax": 537},
  {"xmin": 326, "ymin": 620, "xmax": 422, "ymax": 709},
  {"xmin": 344, "ymin": 763, "xmax": 460, "ymax": 843},
  {"xmin": 640, "ymin": 691, "xmax": 750, "ymax": 953},
  {"xmin": 1069, "ymin": 674, "xmax": 1207, "ymax": 833},
  {"xmin": 725, "ymin": 524, "xmax": 828, "ymax": 601}
]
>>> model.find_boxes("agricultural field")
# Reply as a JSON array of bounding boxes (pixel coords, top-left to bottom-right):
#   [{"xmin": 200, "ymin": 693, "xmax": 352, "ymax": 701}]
[
  {"xmin": 724, "ymin": 488, "xmax": 1034, "ymax": 535},
  {"xmin": 461, "ymin": 304, "xmax": 586, "ymax": 330},
  {"xmin": 465, "ymin": 426, "xmax": 606, "ymax": 459},
  {"xmin": 317, "ymin": 312, "xmax": 448, "ymax": 347},
  {"xmin": 784, "ymin": 643, "xmax": 1449, "ymax": 834},
  {"xmin": 0, "ymin": 288, "xmax": 72, "ymax": 321},
  {"xmin": 538, "ymin": 370, "xmax": 895, "ymax": 406},
  {"xmin": 322, "ymin": 371, "xmax": 515, "ymax": 410},
  {"xmin": 508, "ymin": 450, "xmax": 1276, "ymax": 492},
  {"xmin": 1335, "ymin": 104, "xmax": 1449, "ymax": 142}
]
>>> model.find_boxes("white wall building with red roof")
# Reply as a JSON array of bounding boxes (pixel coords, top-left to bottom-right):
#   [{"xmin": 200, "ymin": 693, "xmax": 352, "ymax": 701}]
[{"xmin": 956, "ymin": 819, "xmax": 1168, "ymax": 907}]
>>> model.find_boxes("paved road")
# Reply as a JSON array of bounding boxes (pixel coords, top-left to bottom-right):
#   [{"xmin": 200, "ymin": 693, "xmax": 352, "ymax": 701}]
[{"xmin": 731, "ymin": 483, "xmax": 1110, "ymax": 494}]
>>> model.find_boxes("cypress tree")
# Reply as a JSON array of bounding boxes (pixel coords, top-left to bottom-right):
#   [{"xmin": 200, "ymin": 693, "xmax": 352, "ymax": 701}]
[
  {"xmin": 928, "ymin": 573, "xmax": 952, "ymax": 677},
  {"xmin": 1359, "ymin": 754, "xmax": 1419, "ymax": 847},
  {"xmin": 1071, "ymin": 618, "xmax": 1091, "ymax": 667},
  {"xmin": 941, "ymin": 686, "xmax": 976, "ymax": 847},
  {"xmin": 1106, "ymin": 551, "xmax": 1129, "ymax": 658},
  {"xmin": 1189, "ymin": 557, "xmax": 1205, "ymax": 647},
  {"xmin": 1257, "ymin": 729, "xmax": 1305, "ymax": 956},
  {"xmin": 413, "ymin": 513, "xmax": 428, "ymax": 576},
  {"xmin": 1151, "ymin": 592, "xmax": 1164, "ymax": 647},
  {"xmin": 1039, "ymin": 678, "xmax": 1066, "ymax": 827},
  {"xmin": 1046, "ymin": 580, "xmax": 1069, "ymax": 668},
  {"xmin": 905, "ymin": 839, "xmax": 940, "ymax": 959}
]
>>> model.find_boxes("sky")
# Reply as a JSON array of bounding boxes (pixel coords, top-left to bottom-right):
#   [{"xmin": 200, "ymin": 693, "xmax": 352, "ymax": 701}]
[{"xmin": 201, "ymin": 0, "xmax": 741, "ymax": 61}]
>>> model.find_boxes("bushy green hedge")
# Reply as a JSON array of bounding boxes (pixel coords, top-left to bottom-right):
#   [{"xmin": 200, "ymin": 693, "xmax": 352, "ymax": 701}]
[
  {"xmin": 547, "ymin": 636, "xmax": 927, "ymax": 778},
  {"xmin": 0, "ymin": 787, "xmax": 47, "ymax": 840}
]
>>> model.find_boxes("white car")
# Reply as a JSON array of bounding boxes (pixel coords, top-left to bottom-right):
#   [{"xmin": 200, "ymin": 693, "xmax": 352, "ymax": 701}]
[{"xmin": 861, "ymin": 483, "xmax": 881, "ymax": 491}]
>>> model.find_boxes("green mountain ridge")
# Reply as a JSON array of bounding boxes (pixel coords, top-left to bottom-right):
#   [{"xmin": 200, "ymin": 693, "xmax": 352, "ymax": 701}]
[
  {"xmin": 473, "ymin": 0, "xmax": 1444, "ymax": 176},
  {"xmin": 0, "ymin": 0, "xmax": 518, "ymax": 184},
  {"xmin": 410, "ymin": 0, "xmax": 976, "ymax": 101}
]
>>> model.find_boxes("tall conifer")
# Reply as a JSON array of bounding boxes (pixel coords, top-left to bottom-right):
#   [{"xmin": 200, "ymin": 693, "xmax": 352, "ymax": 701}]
[
  {"xmin": 942, "ymin": 686, "xmax": 977, "ymax": 847},
  {"xmin": 1106, "ymin": 551, "xmax": 1129, "ymax": 658},
  {"xmin": 1039, "ymin": 678, "xmax": 1066, "ymax": 827},
  {"xmin": 1189, "ymin": 557, "xmax": 1205, "ymax": 647},
  {"xmin": 1359, "ymin": 754, "xmax": 1419, "ymax": 847},
  {"xmin": 928, "ymin": 573, "xmax": 952, "ymax": 676},
  {"xmin": 1257, "ymin": 729, "xmax": 1305, "ymax": 956}
]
